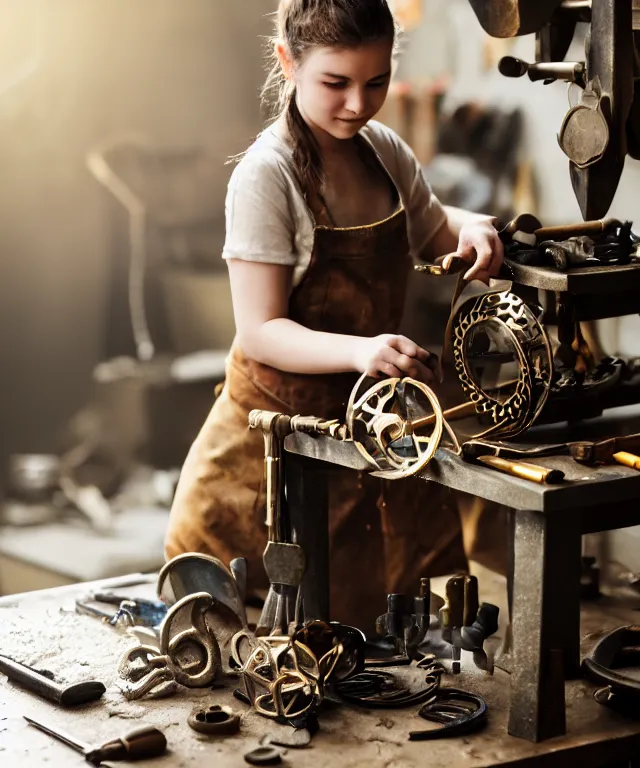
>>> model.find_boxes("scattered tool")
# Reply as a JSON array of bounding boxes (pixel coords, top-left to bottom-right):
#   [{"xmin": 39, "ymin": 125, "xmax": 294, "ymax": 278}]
[
  {"xmin": 476, "ymin": 454, "xmax": 564, "ymax": 484},
  {"xmin": 76, "ymin": 595, "xmax": 166, "ymax": 631},
  {"xmin": 373, "ymin": 579, "xmax": 445, "ymax": 663},
  {"xmin": 0, "ymin": 655, "xmax": 105, "ymax": 707},
  {"xmin": 249, "ymin": 411, "xmax": 306, "ymax": 635},
  {"xmin": 23, "ymin": 716, "xmax": 167, "ymax": 765},
  {"xmin": 373, "ymin": 576, "xmax": 498, "ymax": 673},
  {"xmin": 613, "ymin": 451, "xmax": 640, "ymax": 470},
  {"xmin": 91, "ymin": 593, "xmax": 167, "ymax": 627},
  {"xmin": 437, "ymin": 575, "xmax": 499, "ymax": 673},
  {"xmin": 439, "ymin": 575, "xmax": 474, "ymax": 674}
]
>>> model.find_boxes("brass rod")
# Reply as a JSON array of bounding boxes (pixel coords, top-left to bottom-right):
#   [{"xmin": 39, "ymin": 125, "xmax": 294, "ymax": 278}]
[{"xmin": 477, "ymin": 455, "xmax": 564, "ymax": 484}]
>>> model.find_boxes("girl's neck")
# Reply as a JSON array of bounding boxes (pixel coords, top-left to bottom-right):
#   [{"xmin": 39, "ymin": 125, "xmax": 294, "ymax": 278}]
[{"xmin": 273, "ymin": 114, "xmax": 358, "ymax": 161}]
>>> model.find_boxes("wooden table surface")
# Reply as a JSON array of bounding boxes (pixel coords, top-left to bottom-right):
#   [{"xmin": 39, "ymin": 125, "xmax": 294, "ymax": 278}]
[{"xmin": 2, "ymin": 569, "xmax": 640, "ymax": 767}]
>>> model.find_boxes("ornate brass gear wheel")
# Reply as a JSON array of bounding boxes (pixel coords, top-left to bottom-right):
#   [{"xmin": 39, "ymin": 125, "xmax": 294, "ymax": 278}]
[
  {"xmin": 450, "ymin": 290, "xmax": 553, "ymax": 438},
  {"xmin": 345, "ymin": 375, "xmax": 459, "ymax": 480}
]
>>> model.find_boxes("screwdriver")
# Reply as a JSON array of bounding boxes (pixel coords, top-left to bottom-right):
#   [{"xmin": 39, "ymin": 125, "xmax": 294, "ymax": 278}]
[{"xmin": 24, "ymin": 716, "xmax": 167, "ymax": 765}]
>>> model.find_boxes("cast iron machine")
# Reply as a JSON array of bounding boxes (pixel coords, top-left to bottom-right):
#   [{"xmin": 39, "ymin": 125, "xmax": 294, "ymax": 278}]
[
  {"xmin": 467, "ymin": 0, "xmax": 640, "ymax": 221},
  {"xmin": 419, "ymin": 214, "xmax": 640, "ymax": 441}
]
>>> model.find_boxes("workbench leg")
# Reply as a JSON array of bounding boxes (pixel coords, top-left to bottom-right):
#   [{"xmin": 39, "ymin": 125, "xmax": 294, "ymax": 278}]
[
  {"xmin": 508, "ymin": 509, "xmax": 581, "ymax": 742},
  {"xmin": 496, "ymin": 510, "xmax": 516, "ymax": 673},
  {"xmin": 285, "ymin": 452, "xmax": 330, "ymax": 622}
]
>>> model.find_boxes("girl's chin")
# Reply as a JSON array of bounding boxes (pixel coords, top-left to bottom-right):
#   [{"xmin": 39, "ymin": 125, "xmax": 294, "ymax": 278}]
[{"xmin": 330, "ymin": 120, "xmax": 365, "ymax": 137}]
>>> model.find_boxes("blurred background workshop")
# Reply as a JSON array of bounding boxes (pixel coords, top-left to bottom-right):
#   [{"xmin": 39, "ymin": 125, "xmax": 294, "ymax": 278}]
[{"xmin": 4, "ymin": 1, "xmax": 640, "ymax": 767}]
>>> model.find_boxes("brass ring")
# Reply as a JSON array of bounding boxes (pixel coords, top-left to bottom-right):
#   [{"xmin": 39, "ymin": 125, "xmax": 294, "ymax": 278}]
[{"xmin": 450, "ymin": 290, "xmax": 552, "ymax": 438}]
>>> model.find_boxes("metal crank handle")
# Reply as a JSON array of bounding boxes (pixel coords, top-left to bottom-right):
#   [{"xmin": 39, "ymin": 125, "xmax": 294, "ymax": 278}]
[
  {"xmin": 415, "ymin": 254, "xmax": 512, "ymax": 280},
  {"xmin": 415, "ymin": 253, "xmax": 466, "ymax": 277},
  {"xmin": 498, "ymin": 55, "xmax": 585, "ymax": 86}
]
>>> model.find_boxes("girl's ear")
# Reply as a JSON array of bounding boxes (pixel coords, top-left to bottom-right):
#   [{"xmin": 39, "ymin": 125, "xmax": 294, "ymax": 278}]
[{"xmin": 275, "ymin": 39, "xmax": 294, "ymax": 80}]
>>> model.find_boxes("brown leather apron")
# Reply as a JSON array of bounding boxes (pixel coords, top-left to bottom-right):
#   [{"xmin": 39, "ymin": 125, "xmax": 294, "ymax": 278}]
[{"xmin": 165, "ymin": 205, "xmax": 468, "ymax": 630}]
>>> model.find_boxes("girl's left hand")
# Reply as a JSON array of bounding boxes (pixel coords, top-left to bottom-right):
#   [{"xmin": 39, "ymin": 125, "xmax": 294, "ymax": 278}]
[{"xmin": 442, "ymin": 220, "xmax": 504, "ymax": 284}]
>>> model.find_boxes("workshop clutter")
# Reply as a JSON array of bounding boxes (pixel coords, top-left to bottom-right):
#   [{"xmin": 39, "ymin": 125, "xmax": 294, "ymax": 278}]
[
  {"xmin": 111, "ymin": 551, "xmax": 495, "ymax": 744},
  {"xmin": 418, "ymin": 212, "xmax": 640, "ymax": 442},
  {"xmin": 105, "ymin": 373, "xmax": 501, "ymax": 749},
  {"xmin": 9, "ymin": 361, "xmax": 640, "ymax": 758}
]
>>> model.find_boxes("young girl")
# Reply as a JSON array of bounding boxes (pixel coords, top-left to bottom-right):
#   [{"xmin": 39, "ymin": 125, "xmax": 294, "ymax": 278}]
[{"xmin": 165, "ymin": 0, "xmax": 504, "ymax": 630}]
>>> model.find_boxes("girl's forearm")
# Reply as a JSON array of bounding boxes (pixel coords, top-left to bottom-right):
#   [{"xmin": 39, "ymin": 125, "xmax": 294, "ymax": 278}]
[
  {"xmin": 428, "ymin": 206, "xmax": 500, "ymax": 265},
  {"xmin": 239, "ymin": 317, "xmax": 362, "ymax": 374},
  {"xmin": 443, "ymin": 205, "xmax": 499, "ymax": 237}
]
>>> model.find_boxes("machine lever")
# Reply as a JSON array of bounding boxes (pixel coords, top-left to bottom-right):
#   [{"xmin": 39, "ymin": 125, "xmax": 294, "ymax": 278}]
[{"xmin": 499, "ymin": 56, "xmax": 585, "ymax": 86}]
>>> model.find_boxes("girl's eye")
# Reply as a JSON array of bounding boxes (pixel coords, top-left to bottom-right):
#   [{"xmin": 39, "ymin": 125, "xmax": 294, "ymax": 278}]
[{"xmin": 323, "ymin": 81, "xmax": 387, "ymax": 90}]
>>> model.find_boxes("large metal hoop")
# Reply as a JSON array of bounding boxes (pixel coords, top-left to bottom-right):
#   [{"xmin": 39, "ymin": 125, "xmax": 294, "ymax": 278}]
[{"xmin": 451, "ymin": 290, "xmax": 553, "ymax": 438}]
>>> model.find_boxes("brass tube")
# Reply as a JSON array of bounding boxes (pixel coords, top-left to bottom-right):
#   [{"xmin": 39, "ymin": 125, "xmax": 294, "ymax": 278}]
[{"xmin": 477, "ymin": 455, "xmax": 564, "ymax": 484}]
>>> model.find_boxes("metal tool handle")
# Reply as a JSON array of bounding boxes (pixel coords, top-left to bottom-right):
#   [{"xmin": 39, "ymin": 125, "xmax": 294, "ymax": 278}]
[
  {"xmin": 415, "ymin": 253, "xmax": 465, "ymax": 276},
  {"xmin": 415, "ymin": 253, "xmax": 512, "ymax": 280},
  {"xmin": 2, "ymin": 656, "xmax": 105, "ymax": 706},
  {"xmin": 534, "ymin": 218, "xmax": 621, "ymax": 242},
  {"xmin": 248, "ymin": 410, "xmax": 290, "ymax": 536}
]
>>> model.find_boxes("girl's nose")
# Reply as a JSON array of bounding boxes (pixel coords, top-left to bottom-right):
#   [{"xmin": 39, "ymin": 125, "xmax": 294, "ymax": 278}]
[{"xmin": 345, "ymin": 88, "xmax": 367, "ymax": 116}]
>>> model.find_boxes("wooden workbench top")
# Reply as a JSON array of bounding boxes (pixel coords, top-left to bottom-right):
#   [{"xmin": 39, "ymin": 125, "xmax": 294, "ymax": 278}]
[{"xmin": 2, "ymin": 571, "xmax": 640, "ymax": 767}]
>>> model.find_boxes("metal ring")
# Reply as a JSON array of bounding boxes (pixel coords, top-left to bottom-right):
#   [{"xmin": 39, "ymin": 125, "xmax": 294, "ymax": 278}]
[
  {"xmin": 450, "ymin": 290, "xmax": 552, "ymax": 439},
  {"xmin": 244, "ymin": 745, "xmax": 282, "ymax": 765},
  {"xmin": 409, "ymin": 688, "xmax": 488, "ymax": 740},
  {"xmin": 188, "ymin": 704, "xmax": 240, "ymax": 735},
  {"xmin": 346, "ymin": 375, "xmax": 445, "ymax": 479}
]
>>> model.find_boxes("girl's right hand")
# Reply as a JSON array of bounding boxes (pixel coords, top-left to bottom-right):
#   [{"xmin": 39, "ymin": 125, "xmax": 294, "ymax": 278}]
[{"xmin": 352, "ymin": 334, "xmax": 440, "ymax": 384}]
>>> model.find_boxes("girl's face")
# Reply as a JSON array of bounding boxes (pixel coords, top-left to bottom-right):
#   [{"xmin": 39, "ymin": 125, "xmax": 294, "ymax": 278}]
[{"xmin": 289, "ymin": 39, "xmax": 393, "ymax": 145}]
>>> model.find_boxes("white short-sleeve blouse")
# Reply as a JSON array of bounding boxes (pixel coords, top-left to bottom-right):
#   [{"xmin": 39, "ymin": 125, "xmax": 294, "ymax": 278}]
[{"xmin": 222, "ymin": 119, "xmax": 447, "ymax": 287}]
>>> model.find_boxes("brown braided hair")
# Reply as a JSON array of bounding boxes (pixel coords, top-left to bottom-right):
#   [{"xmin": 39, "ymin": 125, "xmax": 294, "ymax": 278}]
[{"xmin": 262, "ymin": 0, "xmax": 397, "ymax": 200}]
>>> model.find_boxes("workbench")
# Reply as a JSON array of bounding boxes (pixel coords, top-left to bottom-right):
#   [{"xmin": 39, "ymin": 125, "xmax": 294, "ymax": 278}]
[
  {"xmin": 3, "ymin": 569, "xmax": 640, "ymax": 767},
  {"xmin": 284, "ymin": 403, "xmax": 640, "ymax": 743}
]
